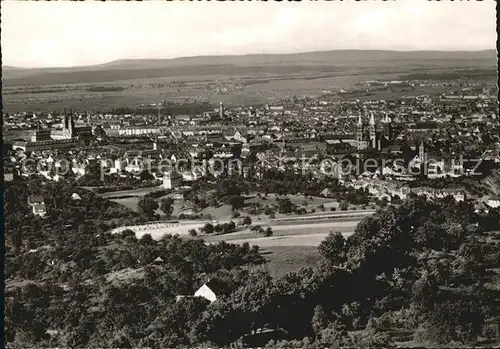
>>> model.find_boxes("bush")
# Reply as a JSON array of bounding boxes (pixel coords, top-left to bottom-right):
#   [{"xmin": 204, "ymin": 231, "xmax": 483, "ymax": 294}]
[
  {"xmin": 264, "ymin": 227, "xmax": 273, "ymax": 237},
  {"xmin": 242, "ymin": 216, "xmax": 252, "ymax": 226},
  {"xmin": 202, "ymin": 223, "xmax": 214, "ymax": 234},
  {"xmin": 232, "ymin": 211, "xmax": 241, "ymax": 219},
  {"xmin": 251, "ymin": 225, "xmax": 262, "ymax": 232},
  {"xmin": 228, "ymin": 195, "xmax": 245, "ymax": 211},
  {"xmin": 221, "ymin": 221, "xmax": 236, "ymax": 234},
  {"xmin": 189, "ymin": 229, "xmax": 197, "ymax": 237},
  {"xmin": 339, "ymin": 201, "xmax": 349, "ymax": 211},
  {"xmin": 330, "ymin": 207, "xmax": 337, "ymax": 212}
]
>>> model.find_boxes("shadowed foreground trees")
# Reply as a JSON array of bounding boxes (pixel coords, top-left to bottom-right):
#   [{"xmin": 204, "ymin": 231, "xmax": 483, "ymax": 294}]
[{"xmin": 4, "ymin": 180, "xmax": 499, "ymax": 348}]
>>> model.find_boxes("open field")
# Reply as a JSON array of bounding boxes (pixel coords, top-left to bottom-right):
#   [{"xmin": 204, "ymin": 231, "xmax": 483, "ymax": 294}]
[
  {"xmin": 98, "ymin": 186, "xmax": 165, "ymax": 199},
  {"xmin": 117, "ymin": 211, "xmax": 365, "ymax": 248},
  {"xmin": 259, "ymin": 246, "xmax": 322, "ymax": 278},
  {"xmin": 115, "ymin": 217, "xmax": 362, "ymax": 241},
  {"xmin": 3, "ymin": 50, "xmax": 496, "ymax": 112},
  {"xmin": 110, "ymin": 197, "xmax": 141, "ymax": 212},
  {"xmin": 208, "ymin": 231, "xmax": 354, "ymax": 248}
]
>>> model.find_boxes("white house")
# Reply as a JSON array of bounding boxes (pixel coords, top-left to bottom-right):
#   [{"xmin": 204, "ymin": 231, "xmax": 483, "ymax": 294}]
[
  {"xmin": 486, "ymin": 196, "xmax": 500, "ymax": 208},
  {"xmin": 163, "ymin": 171, "xmax": 183, "ymax": 189},
  {"xmin": 28, "ymin": 195, "xmax": 47, "ymax": 217},
  {"xmin": 194, "ymin": 283, "xmax": 218, "ymax": 303}
]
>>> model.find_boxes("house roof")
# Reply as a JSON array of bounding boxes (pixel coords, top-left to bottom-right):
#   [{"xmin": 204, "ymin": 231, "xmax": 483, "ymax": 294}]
[
  {"xmin": 28, "ymin": 195, "xmax": 44, "ymax": 205},
  {"xmin": 385, "ymin": 144, "xmax": 403, "ymax": 151},
  {"xmin": 201, "ymin": 278, "xmax": 228, "ymax": 296},
  {"xmin": 33, "ymin": 203, "xmax": 47, "ymax": 213}
]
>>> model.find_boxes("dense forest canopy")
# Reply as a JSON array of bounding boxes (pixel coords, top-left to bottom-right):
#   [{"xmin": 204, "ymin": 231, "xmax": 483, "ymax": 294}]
[{"xmin": 4, "ymin": 178, "xmax": 500, "ymax": 348}]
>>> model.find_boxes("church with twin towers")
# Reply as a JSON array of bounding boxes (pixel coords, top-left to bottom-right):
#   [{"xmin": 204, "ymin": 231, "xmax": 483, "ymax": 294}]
[{"xmin": 356, "ymin": 112, "xmax": 393, "ymax": 152}]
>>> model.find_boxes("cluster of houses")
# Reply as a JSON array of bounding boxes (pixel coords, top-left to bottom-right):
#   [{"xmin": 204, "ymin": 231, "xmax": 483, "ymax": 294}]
[
  {"xmin": 5, "ymin": 81, "xmax": 499, "ymax": 214},
  {"xmin": 340, "ymin": 177, "xmax": 467, "ymax": 203}
]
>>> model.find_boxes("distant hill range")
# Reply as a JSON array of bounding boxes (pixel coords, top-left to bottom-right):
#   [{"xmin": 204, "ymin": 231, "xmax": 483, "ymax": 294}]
[{"xmin": 3, "ymin": 49, "xmax": 496, "ymax": 87}]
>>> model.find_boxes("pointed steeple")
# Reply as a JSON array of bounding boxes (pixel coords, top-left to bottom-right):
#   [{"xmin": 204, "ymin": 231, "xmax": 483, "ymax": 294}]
[
  {"xmin": 369, "ymin": 112, "xmax": 375, "ymax": 126},
  {"xmin": 357, "ymin": 113, "xmax": 363, "ymax": 127},
  {"xmin": 63, "ymin": 108, "xmax": 68, "ymax": 129}
]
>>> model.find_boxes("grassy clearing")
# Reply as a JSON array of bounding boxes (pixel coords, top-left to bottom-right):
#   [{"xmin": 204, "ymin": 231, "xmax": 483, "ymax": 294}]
[
  {"xmin": 199, "ymin": 204, "xmax": 233, "ymax": 220},
  {"xmin": 219, "ymin": 232, "xmax": 346, "ymax": 248},
  {"xmin": 259, "ymin": 245, "xmax": 322, "ymax": 278},
  {"xmin": 111, "ymin": 197, "xmax": 140, "ymax": 212}
]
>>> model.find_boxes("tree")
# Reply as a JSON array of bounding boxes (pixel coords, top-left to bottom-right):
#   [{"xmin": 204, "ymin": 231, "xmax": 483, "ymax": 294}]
[
  {"xmin": 139, "ymin": 233, "xmax": 155, "ymax": 245},
  {"xmin": 250, "ymin": 225, "xmax": 262, "ymax": 232},
  {"xmin": 121, "ymin": 229, "xmax": 137, "ymax": 240},
  {"xmin": 242, "ymin": 216, "xmax": 252, "ymax": 227},
  {"xmin": 278, "ymin": 198, "xmax": 294, "ymax": 214},
  {"xmin": 339, "ymin": 201, "xmax": 349, "ymax": 211},
  {"xmin": 318, "ymin": 232, "xmax": 346, "ymax": 265},
  {"xmin": 379, "ymin": 197, "xmax": 389, "ymax": 208},
  {"xmin": 189, "ymin": 229, "xmax": 197, "ymax": 237},
  {"xmin": 228, "ymin": 195, "xmax": 245, "ymax": 211},
  {"xmin": 311, "ymin": 305, "xmax": 330, "ymax": 335},
  {"xmin": 160, "ymin": 198, "xmax": 174, "ymax": 217},
  {"xmin": 202, "ymin": 223, "xmax": 214, "ymax": 235},
  {"xmin": 138, "ymin": 196, "xmax": 158, "ymax": 220},
  {"xmin": 264, "ymin": 227, "xmax": 273, "ymax": 237}
]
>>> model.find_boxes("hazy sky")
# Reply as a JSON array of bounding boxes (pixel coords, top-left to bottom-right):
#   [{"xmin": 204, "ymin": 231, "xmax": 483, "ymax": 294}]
[{"xmin": 2, "ymin": 0, "xmax": 496, "ymax": 68}]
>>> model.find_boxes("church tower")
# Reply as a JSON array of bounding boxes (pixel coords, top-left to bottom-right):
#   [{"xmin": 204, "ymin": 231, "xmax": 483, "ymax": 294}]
[
  {"xmin": 381, "ymin": 112, "xmax": 393, "ymax": 141},
  {"xmin": 419, "ymin": 141, "xmax": 426, "ymax": 162},
  {"xmin": 356, "ymin": 113, "xmax": 364, "ymax": 149},
  {"xmin": 368, "ymin": 112, "xmax": 377, "ymax": 149},
  {"xmin": 63, "ymin": 108, "xmax": 68, "ymax": 129},
  {"xmin": 69, "ymin": 109, "xmax": 76, "ymax": 137},
  {"xmin": 219, "ymin": 102, "xmax": 224, "ymax": 119}
]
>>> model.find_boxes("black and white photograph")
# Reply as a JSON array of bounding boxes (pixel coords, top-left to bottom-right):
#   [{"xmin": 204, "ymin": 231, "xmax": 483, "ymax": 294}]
[{"xmin": 2, "ymin": 1, "xmax": 499, "ymax": 348}]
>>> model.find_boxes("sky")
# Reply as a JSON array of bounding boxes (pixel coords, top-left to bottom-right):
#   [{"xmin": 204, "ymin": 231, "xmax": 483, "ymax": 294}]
[{"xmin": 2, "ymin": 0, "xmax": 496, "ymax": 68}]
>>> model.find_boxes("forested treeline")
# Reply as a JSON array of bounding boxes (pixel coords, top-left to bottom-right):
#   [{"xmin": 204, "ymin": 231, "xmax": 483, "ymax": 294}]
[{"xmin": 4, "ymin": 178, "xmax": 500, "ymax": 348}]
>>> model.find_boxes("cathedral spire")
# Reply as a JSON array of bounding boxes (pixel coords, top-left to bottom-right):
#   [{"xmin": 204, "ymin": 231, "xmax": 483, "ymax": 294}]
[
  {"xmin": 357, "ymin": 113, "xmax": 363, "ymax": 127},
  {"xmin": 63, "ymin": 108, "xmax": 68, "ymax": 129},
  {"xmin": 369, "ymin": 112, "xmax": 375, "ymax": 126}
]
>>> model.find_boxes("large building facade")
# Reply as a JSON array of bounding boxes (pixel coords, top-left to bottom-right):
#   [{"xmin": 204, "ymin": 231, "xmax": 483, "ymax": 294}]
[
  {"xmin": 13, "ymin": 110, "xmax": 93, "ymax": 152},
  {"xmin": 51, "ymin": 110, "xmax": 93, "ymax": 140},
  {"xmin": 356, "ymin": 113, "xmax": 393, "ymax": 151}
]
